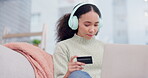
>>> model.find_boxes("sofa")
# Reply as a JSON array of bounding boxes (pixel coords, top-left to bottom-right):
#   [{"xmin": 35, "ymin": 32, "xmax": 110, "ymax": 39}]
[
  {"xmin": 0, "ymin": 42, "xmax": 53, "ymax": 78},
  {"xmin": 0, "ymin": 45, "xmax": 35, "ymax": 78},
  {"xmin": 1, "ymin": 43, "xmax": 148, "ymax": 78}
]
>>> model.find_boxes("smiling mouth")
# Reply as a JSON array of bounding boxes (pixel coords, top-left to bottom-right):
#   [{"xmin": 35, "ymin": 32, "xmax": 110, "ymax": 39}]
[{"xmin": 87, "ymin": 34, "xmax": 93, "ymax": 37}]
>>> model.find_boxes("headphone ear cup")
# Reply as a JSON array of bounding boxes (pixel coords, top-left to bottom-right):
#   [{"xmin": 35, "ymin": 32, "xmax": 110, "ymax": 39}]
[
  {"xmin": 98, "ymin": 18, "xmax": 103, "ymax": 29},
  {"xmin": 69, "ymin": 16, "xmax": 78, "ymax": 30}
]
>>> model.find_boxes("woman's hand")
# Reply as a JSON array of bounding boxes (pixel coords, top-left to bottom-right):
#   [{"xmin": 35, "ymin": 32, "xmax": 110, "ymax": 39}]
[
  {"xmin": 64, "ymin": 56, "xmax": 85, "ymax": 78},
  {"xmin": 68, "ymin": 56, "xmax": 85, "ymax": 72}
]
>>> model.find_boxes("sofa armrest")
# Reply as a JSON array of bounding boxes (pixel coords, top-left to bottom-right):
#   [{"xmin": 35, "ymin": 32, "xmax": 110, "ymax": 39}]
[{"xmin": 0, "ymin": 45, "xmax": 35, "ymax": 78}]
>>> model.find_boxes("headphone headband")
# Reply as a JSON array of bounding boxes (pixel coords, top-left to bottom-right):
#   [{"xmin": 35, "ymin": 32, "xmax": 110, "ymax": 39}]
[
  {"xmin": 68, "ymin": 2, "xmax": 102, "ymax": 30},
  {"xmin": 69, "ymin": 2, "xmax": 96, "ymax": 22},
  {"xmin": 68, "ymin": 2, "xmax": 97, "ymax": 28}
]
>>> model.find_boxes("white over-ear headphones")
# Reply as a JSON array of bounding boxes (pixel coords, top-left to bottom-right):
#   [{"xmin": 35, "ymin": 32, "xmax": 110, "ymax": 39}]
[{"xmin": 68, "ymin": 2, "xmax": 103, "ymax": 30}]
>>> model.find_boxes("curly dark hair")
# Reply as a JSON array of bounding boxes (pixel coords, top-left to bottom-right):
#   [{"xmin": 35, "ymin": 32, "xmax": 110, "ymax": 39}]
[{"xmin": 56, "ymin": 4, "xmax": 102, "ymax": 42}]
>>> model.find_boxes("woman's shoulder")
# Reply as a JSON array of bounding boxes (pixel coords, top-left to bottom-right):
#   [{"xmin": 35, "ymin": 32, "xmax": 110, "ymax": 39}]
[
  {"xmin": 56, "ymin": 38, "xmax": 73, "ymax": 46},
  {"xmin": 54, "ymin": 38, "xmax": 74, "ymax": 53}
]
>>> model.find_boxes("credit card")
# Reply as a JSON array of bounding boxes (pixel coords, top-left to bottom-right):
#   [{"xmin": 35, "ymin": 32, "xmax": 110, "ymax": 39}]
[{"xmin": 77, "ymin": 56, "xmax": 93, "ymax": 64}]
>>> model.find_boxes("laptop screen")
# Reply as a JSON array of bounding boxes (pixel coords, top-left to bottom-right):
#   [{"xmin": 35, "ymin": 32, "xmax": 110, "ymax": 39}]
[{"xmin": 101, "ymin": 44, "xmax": 148, "ymax": 78}]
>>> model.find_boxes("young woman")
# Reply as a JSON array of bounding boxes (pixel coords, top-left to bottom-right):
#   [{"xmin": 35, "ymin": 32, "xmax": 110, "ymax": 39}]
[{"xmin": 53, "ymin": 2, "xmax": 104, "ymax": 78}]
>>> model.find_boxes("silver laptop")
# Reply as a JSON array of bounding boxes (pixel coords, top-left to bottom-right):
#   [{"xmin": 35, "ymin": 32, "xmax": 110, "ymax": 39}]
[{"xmin": 101, "ymin": 44, "xmax": 148, "ymax": 78}]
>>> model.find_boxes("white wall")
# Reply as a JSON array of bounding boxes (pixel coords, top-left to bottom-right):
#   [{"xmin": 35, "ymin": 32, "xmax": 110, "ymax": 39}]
[
  {"xmin": 127, "ymin": 0, "xmax": 148, "ymax": 44},
  {"xmin": 96, "ymin": 0, "xmax": 114, "ymax": 43}
]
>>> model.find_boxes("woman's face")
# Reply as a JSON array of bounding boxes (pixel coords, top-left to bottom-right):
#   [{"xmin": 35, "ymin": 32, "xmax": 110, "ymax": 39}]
[{"xmin": 77, "ymin": 10, "xmax": 99, "ymax": 40}]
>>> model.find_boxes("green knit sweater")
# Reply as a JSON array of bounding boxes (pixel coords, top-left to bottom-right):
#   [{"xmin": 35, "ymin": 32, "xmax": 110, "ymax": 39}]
[{"xmin": 53, "ymin": 34, "xmax": 104, "ymax": 78}]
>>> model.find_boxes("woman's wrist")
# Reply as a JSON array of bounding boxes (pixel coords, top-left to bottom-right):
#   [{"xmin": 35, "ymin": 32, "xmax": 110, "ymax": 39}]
[{"xmin": 64, "ymin": 72, "xmax": 71, "ymax": 78}]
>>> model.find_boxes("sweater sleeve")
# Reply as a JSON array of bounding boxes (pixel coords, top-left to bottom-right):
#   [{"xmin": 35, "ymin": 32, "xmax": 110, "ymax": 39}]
[{"xmin": 53, "ymin": 43, "xmax": 69, "ymax": 78}]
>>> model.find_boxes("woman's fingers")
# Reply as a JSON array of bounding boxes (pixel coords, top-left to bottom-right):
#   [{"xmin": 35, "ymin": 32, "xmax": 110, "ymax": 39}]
[
  {"xmin": 68, "ymin": 62, "xmax": 85, "ymax": 72},
  {"xmin": 70, "ymin": 56, "xmax": 85, "ymax": 65},
  {"xmin": 68, "ymin": 56, "xmax": 86, "ymax": 73},
  {"xmin": 74, "ymin": 62, "xmax": 85, "ymax": 65},
  {"xmin": 69, "ymin": 65, "xmax": 84, "ymax": 71},
  {"xmin": 70, "ymin": 64, "xmax": 82, "ymax": 68},
  {"xmin": 70, "ymin": 56, "xmax": 77, "ymax": 62},
  {"xmin": 69, "ymin": 62, "xmax": 85, "ymax": 67}
]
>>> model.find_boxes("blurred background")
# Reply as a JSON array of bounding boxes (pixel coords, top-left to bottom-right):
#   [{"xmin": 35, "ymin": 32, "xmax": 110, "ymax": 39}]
[{"xmin": 0, "ymin": 0, "xmax": 148, "ymax": 54}]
